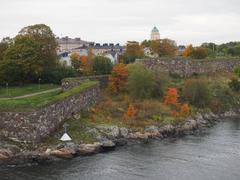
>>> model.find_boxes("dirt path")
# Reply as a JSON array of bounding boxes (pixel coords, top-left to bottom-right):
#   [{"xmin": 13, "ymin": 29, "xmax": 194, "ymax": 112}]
[{"xmin": 0, "ymin": 88, "xmax": 61, "ymax": 100}]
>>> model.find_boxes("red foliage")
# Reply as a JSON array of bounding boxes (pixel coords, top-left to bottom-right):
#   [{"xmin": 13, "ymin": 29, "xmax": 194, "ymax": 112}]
[
  {"xmin": 109, "ymin": 63, "xmax": 128, "ymax": 93},
  {"xmin": 164, "ymin": 88, "xmax": 179, "ymax": 106}
]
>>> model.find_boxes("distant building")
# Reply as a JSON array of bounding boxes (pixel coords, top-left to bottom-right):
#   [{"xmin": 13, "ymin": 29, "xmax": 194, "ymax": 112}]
[
  {"xmin": 57, "ymin": 36, "xmax": 93, "ymax": 53},
  {"xmin": 58, "ymin": 42, "xmax": 125, "ymax": 66},
  {"xmin": 151, "ymin": 26, "xmax": 160, "ymax": 41}
]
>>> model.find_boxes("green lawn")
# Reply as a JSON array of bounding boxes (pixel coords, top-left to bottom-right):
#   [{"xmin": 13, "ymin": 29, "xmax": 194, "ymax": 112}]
[
  {"xmin": 0, "ymin": 84, "xmax": 59, "ymax": 98},
  {"xmin": 0, "ymin": 80, "xmax": 98, "ymax": 112}
]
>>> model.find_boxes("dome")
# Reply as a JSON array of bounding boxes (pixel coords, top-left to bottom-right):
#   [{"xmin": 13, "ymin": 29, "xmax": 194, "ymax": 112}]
[{"xmin": 152, "ymin": 26, "xmax": 159, "ymax": 33}]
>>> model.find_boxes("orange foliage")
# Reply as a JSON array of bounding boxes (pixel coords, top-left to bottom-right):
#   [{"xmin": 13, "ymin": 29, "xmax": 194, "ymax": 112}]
[
  {"xmin": 164, "ymin": 88, "xmax": 179, "ymax": 106},
  {"xmin": 80, "ymin": 56, "xmax": 88, "ymax": 66},
  {"xmin": 125, "ymin": 104, "xmax": 137, "ymax": 118},
  {"xmin": 109, "ymin": 63, "xmax": 128, "ymax": 93},
  {"xmin": 180, "ymin": 104, "xmax": 190, "ymax": 116},
  {"xmin": 182, "ymin": 44, "xmax": 193, "ymax": 57}
]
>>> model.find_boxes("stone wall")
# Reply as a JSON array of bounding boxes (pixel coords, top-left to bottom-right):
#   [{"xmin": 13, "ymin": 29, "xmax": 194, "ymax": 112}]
[
  {"xmin": 143, "ymin": 58, "xmax": 240, "ymax": 77},
  {"xmin": 0, "ymin": 83, "xmax": 100, "ymax": 143},
  {"xmin": 61, "ymin": 75, "xmax": 109, "ymax": 91}
]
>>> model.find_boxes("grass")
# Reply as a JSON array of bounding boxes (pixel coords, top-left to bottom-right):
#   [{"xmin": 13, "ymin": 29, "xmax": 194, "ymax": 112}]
[
  {"xmin": 0, "ymin": 80, "xmax": 98, "ymax": 112},
  {"xmin": 0, "ymin": 84, "xmax": 59, "ymax": 98}
]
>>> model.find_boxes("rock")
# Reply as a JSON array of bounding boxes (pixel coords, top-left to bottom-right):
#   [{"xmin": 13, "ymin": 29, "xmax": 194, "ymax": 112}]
[
  {"xmin": 96, "ymin": 125, "xmax": 120, "ymax": 139},
  {"xmin": 145, "ymin": 126, "xmax": 159, "ymax": 133},
  {"xmin": 119, "ymin": 128, "xmax": 129, "ymax": 137},
  {"xmin": 50, "ymin": 148, "xmax": 76, "ymax": 159},
  {"xmin": 45, "ymin": 148, "xmax": 51, "ymax": 155},
  {"xmin": 77, "ymin": 143, "xmax": 101, "ymax": 156},
  {"xmin": 100, "ymin": 140, "xmax": 116, "ymax": 151},
  {"xmin": 128, "ymin": 132, "xmax": 149, "ymax": 140},
  {"xmin": 183, "ymin": 120, "xmax": 198, "ymax": 131},
  {"xmin": 0, "ymin": 153, "xmax": 9, "ymax": 162},
  {"xmin": 113, "ymin": 139, "xmax": 127, "ymax": 146}
]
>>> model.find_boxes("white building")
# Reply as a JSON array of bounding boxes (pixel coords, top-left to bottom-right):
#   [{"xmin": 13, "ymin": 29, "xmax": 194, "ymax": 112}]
[{"xmin": 151, "ymin": 27, "xmax": 160, "ymax": 41}]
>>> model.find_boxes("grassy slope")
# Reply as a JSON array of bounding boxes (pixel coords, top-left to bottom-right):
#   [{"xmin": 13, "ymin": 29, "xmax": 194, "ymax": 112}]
[
  {"xmin": 0, "ymin": 84, "xmax": 59, "ymax": 98},
  {"xmin": 0, "ymin": 80, "xmax": 98, "ymax": 112}
]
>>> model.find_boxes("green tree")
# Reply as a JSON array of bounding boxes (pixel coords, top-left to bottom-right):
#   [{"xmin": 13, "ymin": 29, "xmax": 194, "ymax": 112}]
[
  {"xmin": 92, "ymin": 56, "xmax": 113, "ymax": 75},
  {"xmin": 191, "ymin": 47, "xmax": 208, "ymax": 59},
  {"xmin": 127, "ymin": 63, "xmax": 155, "ymax": 99}
]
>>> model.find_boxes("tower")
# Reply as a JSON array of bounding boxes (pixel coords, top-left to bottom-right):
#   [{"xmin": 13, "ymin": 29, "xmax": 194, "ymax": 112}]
[{"xmin": 151, "ymin": 26, "xmax": 160, "ymax": 40}]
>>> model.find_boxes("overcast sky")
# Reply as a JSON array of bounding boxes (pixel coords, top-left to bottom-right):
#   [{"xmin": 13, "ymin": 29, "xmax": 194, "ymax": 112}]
[{"xmin": 0, "ymin": 0, "xmax": 239, "ymax": 45}]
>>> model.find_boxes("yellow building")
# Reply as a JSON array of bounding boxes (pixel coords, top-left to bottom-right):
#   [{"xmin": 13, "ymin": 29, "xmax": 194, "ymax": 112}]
[{"xmin": 151, "ymin": 26, "xmax": 160, "ymax": 40}]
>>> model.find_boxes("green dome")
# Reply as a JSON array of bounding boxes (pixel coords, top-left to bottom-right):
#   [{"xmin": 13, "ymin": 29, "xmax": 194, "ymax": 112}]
[{"xmin": 152, "ymin": 26, "xmax": 159, "ymax": 33}]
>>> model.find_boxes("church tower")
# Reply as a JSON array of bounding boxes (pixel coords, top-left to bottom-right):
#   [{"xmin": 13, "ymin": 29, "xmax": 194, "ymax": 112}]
[{"xmin": 151, "ymin": 26, "xmax": 160, "ymax": 40}]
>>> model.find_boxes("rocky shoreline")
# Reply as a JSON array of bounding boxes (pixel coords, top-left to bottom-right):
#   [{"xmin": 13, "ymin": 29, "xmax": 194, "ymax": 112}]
[{"xmin": 0, "ymin": 109, "xmax": 239, "ymax": 167}]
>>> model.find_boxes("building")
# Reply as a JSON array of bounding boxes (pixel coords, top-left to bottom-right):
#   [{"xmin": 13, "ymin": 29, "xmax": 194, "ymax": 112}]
[
  {"xmin": 151, "ymin": 26, "xmax": 160, "ymax": 41},
  {"xmin": 57, "ymin": 36, "xmax": 93, "ymax": 53}
]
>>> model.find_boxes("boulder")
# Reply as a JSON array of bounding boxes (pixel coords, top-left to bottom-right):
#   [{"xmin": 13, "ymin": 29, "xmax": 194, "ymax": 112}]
[
  {"xmin": 100, "ymin": 140, "xmax": 116, "ymax": 151},
  {"xmin": 96, "ymin": 125, "xmax": 120, "ymax": 139},
  {"xmin": 119, "ymin": 128, "xmax": 129, "ymax": 137},
  {"xmin": 50, "ymin": 148, "xmax": 76, "ymax": 159},
  {"xmin": 77, "ymin": 143, "xmax": 101, "ymax": 156}
]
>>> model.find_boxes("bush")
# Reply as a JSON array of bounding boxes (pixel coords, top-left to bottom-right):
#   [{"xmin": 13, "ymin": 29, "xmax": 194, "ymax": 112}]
[
  {"xmin": 92, "ymin": 56, "xmax": 113, "ymax": 75},
  {"xmin": 191, "ymin": 47, "xmax": 208, "ymax": 59},
  {"xmin": 127, "ymin": 63, "xmax": 155, "ymax": 99},
  {"xmin": 229, "ymin": 76, "xmax": 240, "ymax": 91},
  {"xmin": 152, "ymin": 68, "xmax": 169, "ymax": 98},
  {"xmin": 41, "ymin": 63, "xmax": 79, "ymax": 84},
  {"xmin": 109, "ymin": 63, "xmax": 128, "ymax": 93},
  {"xmin": 183, "ymin": 78, "xmax": 211, "ymax": 107}
]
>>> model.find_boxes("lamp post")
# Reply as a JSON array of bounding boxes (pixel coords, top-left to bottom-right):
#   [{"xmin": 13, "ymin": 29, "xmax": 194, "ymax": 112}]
[
  {"xmin": 6, "ymin": 82, "xmax": 9, "ymax": 97},
  {"xmin": 38, "ymin": 78, "xmax": 41, "ymax": 90}
]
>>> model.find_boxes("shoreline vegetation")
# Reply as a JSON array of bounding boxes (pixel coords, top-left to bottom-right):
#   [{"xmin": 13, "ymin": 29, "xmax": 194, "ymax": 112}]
[{"xmin": 1, "ymin": 63, "xmax": 240, "ymax": 166}]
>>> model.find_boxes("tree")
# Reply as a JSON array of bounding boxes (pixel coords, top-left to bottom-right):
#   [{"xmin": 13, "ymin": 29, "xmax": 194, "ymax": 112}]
[
  {"xmin": 164, "ymin": 88, "xmax": 179, "ymax": 107},
  {"xmin": 0, "ymin": 42, "xmax": 8, "ymax": 61},
  {"xmin": 182, "ymin": 44, "xmax": 194, "ymax": 57},
  {"xmin": 70, "ymin": 52, "xmax": 81, "ymax": 70},
  {"xmin": 124, "ymin": 104, "xmax": 137, "ymax": 119},
  {"xmin": 18, "ymin": 24, "xmax": 58, "ymax": 69},
  {"xmin": 109, "ymin": 63, "xmax": 128, "ymax": 93},
  {"xmin": 3, "ymin": 35, "xmax": 43, "ymax": 83},
  {"xmin": 127, "ymin": 63, "xmax": 155, "ymax": 99},
  {"xmin": 183, "ymin": 78, "xmax": 210, "ymax": 107},
  {"xmin": 141, "ymin": 40, "xmax": 151, "ymax": 48},
  {"xmin": 92, "ymin": 56, "xmax": 113, "ymax": 75},
  {"xmin": 121, "ymin": 41, "xmax": 144, "ymax": 64},
  {"xmin": 191, "ymin": 47, "xmax": 208, "ymax": 59},
  {"xmin": 151, "ymin": 39, "xmax": 177, "ymax": 57}
]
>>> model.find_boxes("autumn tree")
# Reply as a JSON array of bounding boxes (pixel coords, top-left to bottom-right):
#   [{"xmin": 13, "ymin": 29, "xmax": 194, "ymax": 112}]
[
  {"xmin": 151, "ymin": 39, "xmax": 177, "ymax": 57},
  {"xmin": 182, "ymin": 44, "xmax": 194, "ymax": 57},
  {"xmin": 121, "ymin": 41, "xmax": 144, "ymax": 64},
  {"xmin": 164, "ymin": 88, "xmax": 179, "ymax": 107},
  {"xmin": 180, "ymin": 104, "xmax": 190, "ymax": 117},
  {"xmin": 109, "ymin": 63, "xmax": 128, "ymax": 93},
  {"xmin": 124, "ymin": 104, "xmax": 137, "ymax": 119},
  {"xmin": 70, "ymin": 52, "xmax": 81, "ymax": 70}
]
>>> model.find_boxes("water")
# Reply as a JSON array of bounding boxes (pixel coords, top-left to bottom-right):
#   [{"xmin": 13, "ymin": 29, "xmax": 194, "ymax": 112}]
[{"xmin": 1, "ymin": 119, "xmax": 240, "ymax": 180}]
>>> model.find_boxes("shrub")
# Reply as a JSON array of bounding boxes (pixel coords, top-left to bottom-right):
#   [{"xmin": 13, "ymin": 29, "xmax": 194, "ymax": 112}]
[
  {"xmin": 183, "ymin": 78, "xmax": 211, "ymax": 107},
  {"xmin": 191, "ymin": 47, "xmax": 208, "ymax": 59},
  {"xmin": 127, "ymin": 63, "xmax": 155, "ymax": 99},
  {"xmin": 92, "ymin": 56, "xmax": 113, "ymax": 75},
  {"xmin": 152, "ymin": 68, "xmax": 169, "ymax": 98},
  {"xmin": 229, "ymin": 76, "xmax": 240, "ymax": 91},
  {"xmin": 164, "ymin": 88, "xmax": 179, "ymax": 107},
  {"xmin": 109, "ymin": 63, "xmax": 128, "ymax": 93},
  {"xmin": 124, "ymin": 104, "xmax": 137, "ymax": 119}
]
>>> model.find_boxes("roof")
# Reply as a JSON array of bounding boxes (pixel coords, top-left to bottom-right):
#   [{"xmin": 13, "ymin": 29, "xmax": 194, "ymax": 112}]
[{"xmin": 152, "ymin": 26, "xmax": 159, "ymax": 33}]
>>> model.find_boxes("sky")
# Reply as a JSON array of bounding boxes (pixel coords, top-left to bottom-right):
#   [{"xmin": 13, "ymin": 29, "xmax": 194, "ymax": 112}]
[{"xmin": 0, "ymin": 0, "xmax": 239, "ymax": 46}]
